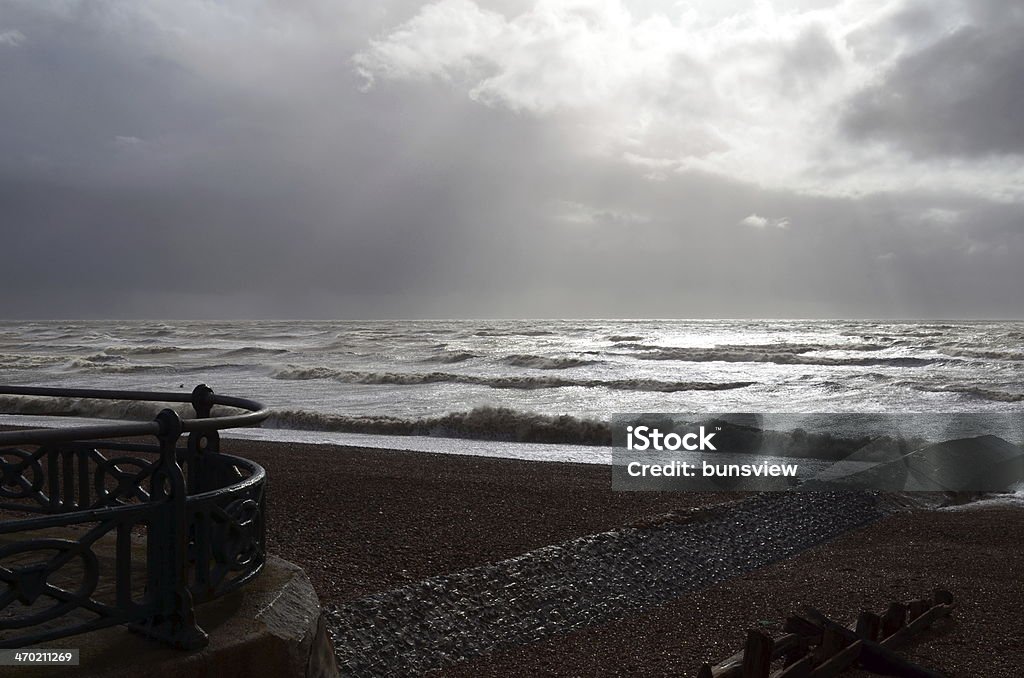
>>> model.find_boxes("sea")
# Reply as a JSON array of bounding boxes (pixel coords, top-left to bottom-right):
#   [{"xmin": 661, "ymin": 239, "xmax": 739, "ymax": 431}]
[{"xmin": 1, "ymin": 319, "xmax": 1023, "ymax": 464}]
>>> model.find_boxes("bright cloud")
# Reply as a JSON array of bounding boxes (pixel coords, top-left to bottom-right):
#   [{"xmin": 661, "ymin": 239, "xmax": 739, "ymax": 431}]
[
  {"xmin": 740, "ymin": 213, "xmax": 790, "ymax": 229},
  {"xmin": 354, "ymin": 0, "xmax": 1024, "ymax": 201}
]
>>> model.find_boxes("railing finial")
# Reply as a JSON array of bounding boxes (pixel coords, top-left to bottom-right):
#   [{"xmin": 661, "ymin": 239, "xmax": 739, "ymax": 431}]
[
  {"xmin": 190, "ymin": 384, "xmax": 215, "ymax": 419},
  {"xmin": 154, "ymin": 408, "xmax": 184, "ymax": 442}
]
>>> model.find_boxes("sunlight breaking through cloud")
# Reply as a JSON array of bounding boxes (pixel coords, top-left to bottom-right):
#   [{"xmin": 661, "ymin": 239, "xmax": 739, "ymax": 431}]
[{"xmin": 355, "ymin": 0, "xmax": 1024, "ymax": 201}]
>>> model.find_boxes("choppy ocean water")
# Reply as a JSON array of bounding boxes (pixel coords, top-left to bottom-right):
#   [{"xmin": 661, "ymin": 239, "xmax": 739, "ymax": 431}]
[{"xmin": 1, "ymin": 320, "xmax": 1023, "ymax": 462}]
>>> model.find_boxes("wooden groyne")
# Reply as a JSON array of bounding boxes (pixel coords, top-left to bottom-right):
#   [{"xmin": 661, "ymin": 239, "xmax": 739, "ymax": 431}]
[{"xmin": 698, "ymin": 589, "xmax": 956, "ymax": 678}]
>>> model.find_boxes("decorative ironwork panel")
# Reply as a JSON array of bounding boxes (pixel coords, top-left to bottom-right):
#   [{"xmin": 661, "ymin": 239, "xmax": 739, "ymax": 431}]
[{"xmin": 0, "ymin": 384, "xmax": 268, "ymax": 650}]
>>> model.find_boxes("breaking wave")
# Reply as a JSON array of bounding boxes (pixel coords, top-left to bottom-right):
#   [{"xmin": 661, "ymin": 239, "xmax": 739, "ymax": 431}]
[
  {"xmin": 0, "ymin": 394, "xmax": 194, "ymax": 421},
  {"xmin": 271, "ymin": 366, "xmax": 341, "ymax": 380},
  {"xmin": 64, "ymin": 358, "xmax": 171, "ymax": 373},
  {"xmin": 907, "ymin": 384, "xmax": 1024, "ymax": 403},
  {"xmin": 61, "ymin": 358, "xmax": 248, "ymax": 374},
  {"xmin": 260, "ymin": 409, "xmax": 934, "ymax": 452},
  {"xmin": 264, "ymin": 406, "xmax": 612, "ymax": 445},
  {"xmin": 0, "ymin": 354, "xmax": 69, "ymax": 369},
  {"xmin": 270, "ymin": 366, "xmax": 753, "ymax": 392},
  {"xmin": 501, "ymin": 354, "xmax": 602, "ymax": 370},
  {"xmin": 937, "ymin": 348, "xmax": 1024, "ymax": 361}
]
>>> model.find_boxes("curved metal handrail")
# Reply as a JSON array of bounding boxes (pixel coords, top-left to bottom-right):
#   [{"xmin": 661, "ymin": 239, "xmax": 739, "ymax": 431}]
[
  {"xmin": 0, "ymin": 384, "xmax": 269, "ymax": 445},
  {"xmin": 0, "ymin": 384, "xmax": 270, "ymax": 651}
]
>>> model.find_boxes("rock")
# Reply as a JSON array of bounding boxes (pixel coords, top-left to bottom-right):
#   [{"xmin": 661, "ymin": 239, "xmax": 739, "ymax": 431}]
[{"xmin": 21, "ymin": 555, "xmax": 339, "ymax": 678}]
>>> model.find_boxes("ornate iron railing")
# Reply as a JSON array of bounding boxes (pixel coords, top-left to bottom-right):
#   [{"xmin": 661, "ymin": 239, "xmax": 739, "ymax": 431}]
[{"xmin": 0, "ymin": 384, "xmax": 269, "ymax": 650}]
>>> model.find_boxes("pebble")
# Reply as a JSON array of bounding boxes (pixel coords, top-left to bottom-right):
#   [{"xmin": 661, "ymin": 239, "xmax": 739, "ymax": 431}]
[{"xmin": 326, "ymin": 491, "xmax": 883, "ymax": 676}]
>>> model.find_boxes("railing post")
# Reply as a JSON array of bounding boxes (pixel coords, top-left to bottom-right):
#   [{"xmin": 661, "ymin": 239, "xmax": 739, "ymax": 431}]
[
  {"xmin": 187, "ymin": 384, "xmax": 218, "ymax": 597},
  {"xmin": 187, "ymin": 384, "xmax": 221, "ymax": 493},
  {"xmin": 130, "ymin": 408, "xmax": 208, "ymax": 650}
]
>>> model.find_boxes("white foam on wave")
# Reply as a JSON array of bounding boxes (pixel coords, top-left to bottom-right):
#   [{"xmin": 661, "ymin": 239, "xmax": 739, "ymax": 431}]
[{"xmin": 0, "ymin": 413, "xmax": 609, "ymax": 464}]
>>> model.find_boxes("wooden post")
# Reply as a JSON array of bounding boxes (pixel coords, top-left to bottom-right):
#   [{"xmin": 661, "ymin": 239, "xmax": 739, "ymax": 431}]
[
  {"xmin": 741, "ymin": 630, "xmax": 774, "ymax": 678},
  {"xmin": 880, "ymin": 602, "xmax": 907, "ymax": 639},
  {"xmin": 816, "ymin": 626, "xmax": 847, "ymax": 663},
  {"xmin": 855, "ymin": 610, "xmax": 881, "ymax": 642},
  {"xmin": 698, "ymin": 664, "xmax": 714, "ymax": 678}
]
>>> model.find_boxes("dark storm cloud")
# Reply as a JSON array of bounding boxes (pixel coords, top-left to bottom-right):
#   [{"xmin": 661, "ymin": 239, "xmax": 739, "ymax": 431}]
[
  {"xmin": 1, "ymin": 1, "xmax": 1023, "ymax": 319},
  {"xmin": 0, "ymin": 1, "xmax": 564, "ymax": 317},
  {"xmin": 842, "ymin": 2, "xmax": 1024, "ymax": 158}
]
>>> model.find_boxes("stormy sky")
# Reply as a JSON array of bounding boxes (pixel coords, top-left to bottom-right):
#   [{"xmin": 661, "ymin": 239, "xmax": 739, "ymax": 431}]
[{"xmin": 1, "ymin": 0, "xmax": 1022, "ymax": 319}]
